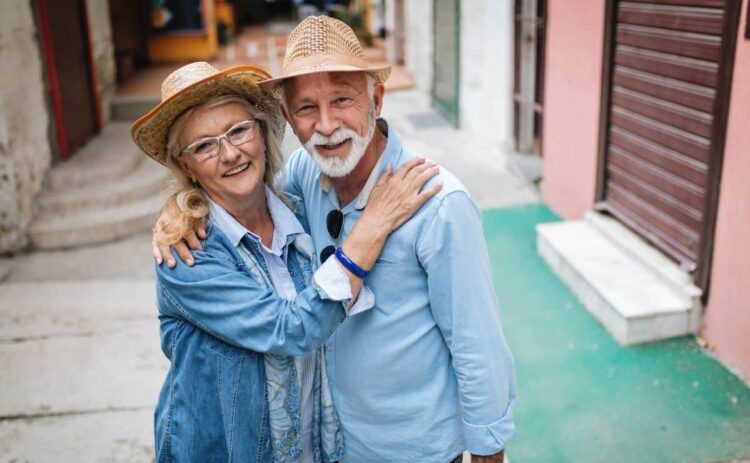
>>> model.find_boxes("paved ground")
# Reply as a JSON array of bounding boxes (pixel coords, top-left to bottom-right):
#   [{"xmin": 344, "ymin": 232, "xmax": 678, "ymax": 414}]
[
  {"xmin": 486, "ymin": 204, "xmax": 750, "ymax": 463},
  {"xmin": 0, "ymin": 88, "xmax": 538, "ymax": 461}
]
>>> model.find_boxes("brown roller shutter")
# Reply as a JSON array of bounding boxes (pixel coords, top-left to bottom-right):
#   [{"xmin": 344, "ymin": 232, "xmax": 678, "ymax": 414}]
[{"xmin": 596, "ymin": 0, "xmax": 742, "ymax": 292}]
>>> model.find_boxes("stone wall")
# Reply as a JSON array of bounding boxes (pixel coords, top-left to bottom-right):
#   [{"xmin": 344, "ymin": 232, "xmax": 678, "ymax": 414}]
[
  {"xmin": 86, "ymin": 0, "xmax": 116, "ymax": 124},
  {"xmin": 0, "ymin": 1, "xmax": 52, "ymax": 252}
]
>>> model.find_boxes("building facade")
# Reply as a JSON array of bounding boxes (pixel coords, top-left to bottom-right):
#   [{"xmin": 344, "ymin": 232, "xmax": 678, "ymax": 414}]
[
  {"xmin": 541, "ymin": 0, "xmax": 750, "ymax": 379},
  {"xmin": 0, "ymin": 0, "xmax": 115, "ymax": 253},
  {"xmin": 386, "ymin": 0, "xmax": 516, "ymax": 151}
]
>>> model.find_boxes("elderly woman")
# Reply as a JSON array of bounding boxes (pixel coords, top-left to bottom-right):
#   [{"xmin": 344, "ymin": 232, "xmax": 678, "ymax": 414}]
[{"xmin": 131, "ymin": 62, "xmax": 439, "ymax": 463}]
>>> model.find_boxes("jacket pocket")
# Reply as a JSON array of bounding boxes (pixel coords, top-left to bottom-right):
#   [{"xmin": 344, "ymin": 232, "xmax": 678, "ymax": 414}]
[{"xmin": 208, "ymin": 336, "xmax": 258, "ymax": 359}]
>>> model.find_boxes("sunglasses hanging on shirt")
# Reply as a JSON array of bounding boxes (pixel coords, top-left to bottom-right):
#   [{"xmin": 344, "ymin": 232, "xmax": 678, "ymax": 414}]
[{"xmin": 320, "ymin": 209, "xmax": 343, "ymax": 263}]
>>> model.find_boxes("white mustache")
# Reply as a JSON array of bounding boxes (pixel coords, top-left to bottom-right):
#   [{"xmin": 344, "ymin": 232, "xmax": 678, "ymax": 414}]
[{"xmin": 308, "ymin": 128, "xmax": 357, "ymax": 146}]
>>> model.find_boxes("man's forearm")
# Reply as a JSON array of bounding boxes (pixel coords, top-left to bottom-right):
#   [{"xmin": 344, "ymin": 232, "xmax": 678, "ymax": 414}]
[{"xmin": 471, "ymin": 450, "xmax": 505, "ymax": 463}]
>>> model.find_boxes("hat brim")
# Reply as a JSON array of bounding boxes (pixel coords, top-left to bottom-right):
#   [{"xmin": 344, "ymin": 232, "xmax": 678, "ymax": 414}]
[
  {"xmin": 261, "ymin": 64, "xmax": 392, "ymax": 90},
  {"xmin": 131, "ymin": 65, "xmax": 286, "ymax": 166}
]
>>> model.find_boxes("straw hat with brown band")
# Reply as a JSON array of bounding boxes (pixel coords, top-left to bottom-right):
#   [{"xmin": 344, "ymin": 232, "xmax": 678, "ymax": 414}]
[
  {"xmin": 131, "ymin": 62, "xmax": 286, "ymax": 166},
  {"xmin": 262, "ymin": 15, "xmax": 391, "ymax": 89}
]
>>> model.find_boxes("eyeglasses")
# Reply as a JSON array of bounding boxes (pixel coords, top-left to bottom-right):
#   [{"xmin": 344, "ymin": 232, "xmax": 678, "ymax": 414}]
[
  {"xmin": 178, "ymin": 119, "xmax": 258, "ymax": 160},
  {"xmin": 320, "ymin": 209, "xmax": 343, "ymax": 263}
]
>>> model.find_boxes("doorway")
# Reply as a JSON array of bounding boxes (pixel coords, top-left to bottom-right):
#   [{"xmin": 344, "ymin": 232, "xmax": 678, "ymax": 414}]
[
  {"xmin": 36, "ymin": 0, "xmax": 100, "ymax": 159},
  {"xmin": 595, "ymin": 0, "xmax": 742, "ymax": 292},
  {"xmin": 432, "ymin": 0, "xmax": 460, "ymax": 126},
  {"xmin": 513, "ymin": 0, "xmax": 546, "ymax": 155}
]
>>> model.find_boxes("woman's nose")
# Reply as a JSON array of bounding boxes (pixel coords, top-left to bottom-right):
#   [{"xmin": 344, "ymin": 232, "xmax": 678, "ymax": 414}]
[{"xmin": 218, "ymin": 138, "xmax": 240, "ymax": 162}]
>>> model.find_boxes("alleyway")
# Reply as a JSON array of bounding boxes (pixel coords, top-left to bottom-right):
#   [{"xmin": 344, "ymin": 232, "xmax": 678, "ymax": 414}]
[
  {"xmin": 4, "ymin": 0, "xmax": 750, "ymax": 460},
  {"xmin": 4, "ymin": 87, "xmax": 749, "ymax": 462}
]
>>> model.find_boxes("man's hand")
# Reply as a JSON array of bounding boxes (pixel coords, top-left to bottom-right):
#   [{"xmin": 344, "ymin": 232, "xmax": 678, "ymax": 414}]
[
  {"xmin": 471, "ymin": 450, "xmax": 505, "ymax": 463},
  {"xmin": 152, "ymin": 196, "xmax": 206, "ymax": 268}
]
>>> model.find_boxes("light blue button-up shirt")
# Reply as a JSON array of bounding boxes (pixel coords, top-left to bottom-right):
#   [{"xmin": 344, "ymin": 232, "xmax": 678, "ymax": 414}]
[{"xmin": 284, "ymin": 120, "xmax": 516, "ymax": 462}]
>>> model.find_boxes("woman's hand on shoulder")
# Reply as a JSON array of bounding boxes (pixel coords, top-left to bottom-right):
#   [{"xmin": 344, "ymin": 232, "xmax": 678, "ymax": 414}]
[{"xmin": 364, "ymin": 157, "xmax": 442, "ymax": 232}]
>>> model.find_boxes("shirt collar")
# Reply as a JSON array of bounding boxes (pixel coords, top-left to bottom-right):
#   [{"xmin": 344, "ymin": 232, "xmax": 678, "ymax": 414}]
[
  {"xmin": 319, "ymin": 118, "xmax": 404, "ymax": 210},
  {"xmin": 208, "ymin": 186, "xmax": 304, "ymax": 256}
]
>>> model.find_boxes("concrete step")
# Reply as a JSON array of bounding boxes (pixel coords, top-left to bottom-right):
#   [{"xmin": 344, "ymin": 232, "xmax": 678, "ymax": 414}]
[
  {"xmin": 536, "ymin": 219, "xmax": 700, "ymax": 345},
  {"xmin": 47, "ymin": 122, "xmax": 142, "ymax": 191},
  {"xmin": 585, "ymin": 211, "xmax": 702, "ymax": 302},
  {"xmin": 37, "ymin": 156, "xmax": 170, "ymax": 216},
  {"xmin": 28, "ymin": 195, "xmax": 163, "ymax": 250},
  {"xmin": 110, "ymin": 95, "xmax": 160, "ymax": 123},
  {"xmin": 0, "ymin": 281, "xmax": 155, "ymax": 341},
  {"xmin": 0, "ymin": 320, "xmax": 165, "ymax": 417}
]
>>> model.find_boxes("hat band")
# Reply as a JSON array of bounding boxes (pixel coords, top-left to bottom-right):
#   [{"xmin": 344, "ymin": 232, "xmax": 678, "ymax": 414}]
[{"xmin": 282, "ymin": 53, "xmax": 371, "ymax": 78}]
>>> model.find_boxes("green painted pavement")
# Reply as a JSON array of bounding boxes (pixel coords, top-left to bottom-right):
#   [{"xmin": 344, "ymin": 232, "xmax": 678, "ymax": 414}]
[{"xmin": 482, "ymin": 204, "xmax": 750, "ymax": 463}]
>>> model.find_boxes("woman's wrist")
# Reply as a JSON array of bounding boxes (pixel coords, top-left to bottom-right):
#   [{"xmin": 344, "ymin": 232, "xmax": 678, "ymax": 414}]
[{"xmin": 356, "ymin": 212, "xmax": 392, "ymax": 241}]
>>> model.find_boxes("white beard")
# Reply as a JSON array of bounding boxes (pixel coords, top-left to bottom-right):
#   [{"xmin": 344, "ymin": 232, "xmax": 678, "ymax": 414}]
[{"xmin": 303, "ymin": 108, "xmax": 377, "ymax": 178}]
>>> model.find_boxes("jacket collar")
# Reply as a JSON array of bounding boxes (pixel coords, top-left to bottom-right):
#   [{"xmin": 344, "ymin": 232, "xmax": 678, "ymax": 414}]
[{"xmin": 207, "ymin": 186, "xmax": 305, "ymax": 257}]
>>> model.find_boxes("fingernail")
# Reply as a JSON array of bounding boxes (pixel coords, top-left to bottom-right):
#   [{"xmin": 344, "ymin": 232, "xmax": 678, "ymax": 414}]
[
  {"xmin": 186, "ymin": 259, "xmax": 194, "ymax": 266},
  {"xmin": 156, "ymin": 257, "xmax": 163, "ymax": 265},
  {"xmin": 168, "ymin": 259, "xmax": 175, "ymax": 268}
]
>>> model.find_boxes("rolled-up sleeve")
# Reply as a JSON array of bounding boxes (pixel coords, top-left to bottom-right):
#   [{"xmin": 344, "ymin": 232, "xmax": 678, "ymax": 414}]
[
  {"xmin": 313, "ymin": 255, "xmax": 375, "ymax": 316},
  {"xmin": 417, "ymin": 191, "xmax": 517, "ymax": 455}
]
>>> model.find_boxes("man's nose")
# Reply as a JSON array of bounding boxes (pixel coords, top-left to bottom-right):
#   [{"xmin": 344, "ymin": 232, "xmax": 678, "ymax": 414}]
[{"xmin": 314, "ymin": 106, "xmax": 340, "ymax": 136}]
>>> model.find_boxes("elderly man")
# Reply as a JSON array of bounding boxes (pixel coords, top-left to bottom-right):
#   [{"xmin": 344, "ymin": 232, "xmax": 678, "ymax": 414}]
[{"xmin": 156, "ymin": 16, "xmax": 515, "ymax": 463}]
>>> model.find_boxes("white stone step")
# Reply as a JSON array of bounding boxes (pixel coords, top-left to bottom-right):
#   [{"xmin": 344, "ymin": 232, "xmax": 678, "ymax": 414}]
[
  {"xmin": 585, "ymin": 211, "xmax": 703, "ymax": 301},
  {"xmin": 37, "ymin": 156, "xmax": 170, "ymax": 216},
  {"xmin": 536, "ymin": 219, "xmax": 699, "ymax": 345},
  {"xmin": 46, "ymin": 122, "xmax": 141, "ymax": 191},
  {"xmin": 28, "ymin": 194, "xmax": 163, "ymax": 250}
]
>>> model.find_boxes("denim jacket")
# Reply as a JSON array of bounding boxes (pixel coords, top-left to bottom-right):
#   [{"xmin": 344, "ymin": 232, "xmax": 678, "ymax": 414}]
[{"xmin": 154, "ymin": 222, "xmax": 345, "ymax": 462}]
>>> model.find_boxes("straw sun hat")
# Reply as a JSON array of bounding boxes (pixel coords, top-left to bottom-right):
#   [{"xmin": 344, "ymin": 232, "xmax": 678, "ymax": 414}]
[
  {"xmin": 262, "ymin": 15, "xmax": 391, "ymax": 88},
  {"xmin": 131, "ymin": 62, "xmax": 285, "ymax": 166}
]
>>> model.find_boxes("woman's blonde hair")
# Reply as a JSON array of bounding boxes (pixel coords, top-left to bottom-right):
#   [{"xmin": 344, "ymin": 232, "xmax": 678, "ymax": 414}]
[{"xmin": 158, "ymin": 94, "xmax": 285, "ymax": 246}]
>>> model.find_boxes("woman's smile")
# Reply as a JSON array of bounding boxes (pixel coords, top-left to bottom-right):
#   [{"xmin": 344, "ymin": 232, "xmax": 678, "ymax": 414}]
[{"xmin": 223, "ymin": 162, "xmax": 250, "ymax": 177}]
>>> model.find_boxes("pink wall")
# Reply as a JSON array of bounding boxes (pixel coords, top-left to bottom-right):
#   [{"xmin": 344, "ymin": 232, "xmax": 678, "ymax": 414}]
[
  {"xmin": 701, "ymin": 1, "xmax": 750, "ymax": 380},
  {"xmin": 540, "ymin": 0, "xmax": 606, "ymax": 219}
]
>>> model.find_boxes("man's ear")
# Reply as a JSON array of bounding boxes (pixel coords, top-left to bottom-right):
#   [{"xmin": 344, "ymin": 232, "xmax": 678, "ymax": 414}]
[
  {"xmin": 279, "ymin": 100, "xmax": 298, "ymax": 136},
  {"xmin": 373, "ymin": 83, "xmax": 385, "ymax": 118}
]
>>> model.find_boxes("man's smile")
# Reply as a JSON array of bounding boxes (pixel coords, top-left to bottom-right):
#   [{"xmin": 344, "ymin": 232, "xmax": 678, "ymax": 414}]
[{"xmin": 315, "ymin": 138, "xmax": 351, "ymax": 153}]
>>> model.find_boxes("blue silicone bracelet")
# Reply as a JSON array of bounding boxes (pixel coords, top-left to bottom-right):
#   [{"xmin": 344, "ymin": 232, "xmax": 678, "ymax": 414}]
[{"xmin": 334, "ymin": 247, "xmax": 369, "ymax": 278}]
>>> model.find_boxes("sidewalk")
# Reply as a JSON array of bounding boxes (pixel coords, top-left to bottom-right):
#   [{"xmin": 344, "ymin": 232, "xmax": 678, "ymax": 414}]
[{"xmin": 486, "ymin": 204, "xmax": 750, "ymax": 462}]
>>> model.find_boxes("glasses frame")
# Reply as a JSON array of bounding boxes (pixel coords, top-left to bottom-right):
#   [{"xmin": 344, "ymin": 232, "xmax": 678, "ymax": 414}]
[{"xmin": 178, "ymin": 119, "xmax": 259, "ymax": 159}]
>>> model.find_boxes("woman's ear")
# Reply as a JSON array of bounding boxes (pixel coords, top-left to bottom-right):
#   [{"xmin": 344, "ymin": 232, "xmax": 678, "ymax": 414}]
[{"xmin": 177, "ymin": 157, "xmax": 197, "ymax": 184}]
